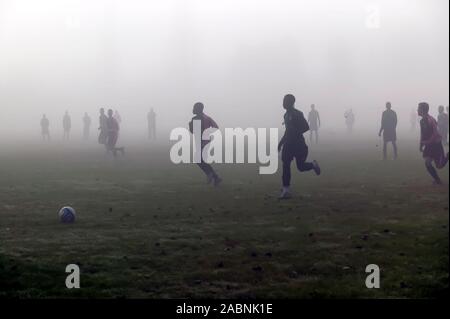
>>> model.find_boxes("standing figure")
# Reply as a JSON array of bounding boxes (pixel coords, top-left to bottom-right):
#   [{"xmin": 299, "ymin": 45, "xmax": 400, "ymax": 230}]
[
  {"xmin": 83, "ymin": 112, "xmax": 91, "ymax": 140},
  {"xmin": 188, "ymin": 102, "xmax": 222, "ymax": 186},
  {"xmin": 147, "ymin": 108, "xmax": 156, "ymax": 140},
  {"xmin": 106, "ymin": 109, "xmax": 125, "ymax": 157},
  {"xmin": 307, "ymin": 104, "xmax": 321, "ymax": 144},
  {"xmin": 113, "ymin": 110, "xmax": 122, "ymax": 124},
  {"xmin": 98, "ymin": 108, "xmax": 108, "ymax": 147},
  {"xmin": 63, "ymin": 111, "xmax": 71, "ymax": 140},
  {"xmin": 40, "ymin": 114, "xmax": 50, "ymax": 141},
  {"xmin": 278, "ymin": 94, "xmax": 321, "ymax": 199},
  {"xmin": 344, "ymin": 109, "xmax": 355, "ymax": 134},
  {"xmin": 437, "ymin": 105, "xmax": 449, "ymax": 146},
  {"xmin": 378, "ymin": 102, "xmax": 398, "ymax": 160},
  {"xmin": 418, "ymin": 102, "xmax": 448, "ymax": 185}
]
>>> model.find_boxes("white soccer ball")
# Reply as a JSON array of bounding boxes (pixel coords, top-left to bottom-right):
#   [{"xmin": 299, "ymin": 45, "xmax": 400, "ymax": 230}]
[{"xmin": 58, "ymin": 206, "xmax": 76, "ymax": 224}]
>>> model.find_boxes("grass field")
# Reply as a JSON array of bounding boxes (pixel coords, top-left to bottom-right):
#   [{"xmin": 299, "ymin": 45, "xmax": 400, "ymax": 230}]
[{"xmin": 0, "ymin": 136, "xmax": 448, "ymax": 298}]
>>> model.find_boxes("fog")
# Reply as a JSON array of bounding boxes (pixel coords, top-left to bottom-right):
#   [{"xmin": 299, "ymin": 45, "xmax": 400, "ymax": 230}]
[{"xmin": 0, "ymin": 0, "xmax": 448, "ymax": 142}]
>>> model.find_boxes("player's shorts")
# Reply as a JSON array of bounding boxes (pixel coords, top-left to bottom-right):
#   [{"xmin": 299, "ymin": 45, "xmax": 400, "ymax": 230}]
[
  {"xmin": 107, "ymin": 132, "xmax": 118, "ymax": 149},
  {"xmin": 282, "ymin": 143, "xmax": 308, "ymax": 163},
  {"xmin": 423, "ymin": 142, "xmax": 446, "ymax": 166}
]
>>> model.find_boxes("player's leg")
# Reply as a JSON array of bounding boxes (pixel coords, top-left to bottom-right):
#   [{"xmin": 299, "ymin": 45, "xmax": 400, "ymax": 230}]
[
  {"xmin": 392, "ymin": 141, "xmax": 398, "ymax": 159},
  {"xmin": 197, "ymin": 145, "xmax": 221, "ymax": 186},
  {"xmin": 197, "ymin": 162, "xmax": 220, "ymax": 185},
  {"xmin": 383, "ymin": 141, "xmax": 388, "ymax": 160},
  {"xmin": 280, "ymin": 147, "xmax": 294, "ymax": 199},
  {"xmin": 315, "ymin": 130, "xmax": 319, "ymax": 144},
  {"xmin": 425, "ymin": 157, "xmax": 442, "ymax": 184},
  {"xmin": 295, "ymin": 146, "xmax": 321, "ymax": 175}
]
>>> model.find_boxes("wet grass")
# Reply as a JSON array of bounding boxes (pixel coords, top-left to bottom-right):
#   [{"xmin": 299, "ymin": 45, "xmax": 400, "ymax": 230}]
[{"xmin": 0, "ymin": 138, "xmax": 448, "ymax": 298}]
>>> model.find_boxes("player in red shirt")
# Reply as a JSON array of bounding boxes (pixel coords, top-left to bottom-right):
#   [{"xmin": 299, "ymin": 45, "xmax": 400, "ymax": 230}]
[
  {"xmin": 189, "ymin": 102, "xmax": 222, "ymax": 186},
  {"xmin": 418, "ymin": 102, "xmax": 448, "ymax": 185}
]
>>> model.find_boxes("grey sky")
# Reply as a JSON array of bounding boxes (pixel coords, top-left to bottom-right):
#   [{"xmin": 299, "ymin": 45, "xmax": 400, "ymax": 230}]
[{"xmin": 0, "ymin": 0, "xmax": 448, "ymax": 139}]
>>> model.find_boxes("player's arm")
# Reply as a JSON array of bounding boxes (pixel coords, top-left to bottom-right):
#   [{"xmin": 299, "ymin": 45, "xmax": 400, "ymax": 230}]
[
  {"xmin": 278, "ymin": 133, "xmax": 286, "ymax": 152},
  {"xmin": 210, "ymin": 118, "xmax": 219, "ymax": 129},
  {"xmin": 298, "ymin": 112, "xmax": 310, "ymax": 134},
  {"xmin": 379, "ymin": 114, "xmax": 384, "ymax": 136}
]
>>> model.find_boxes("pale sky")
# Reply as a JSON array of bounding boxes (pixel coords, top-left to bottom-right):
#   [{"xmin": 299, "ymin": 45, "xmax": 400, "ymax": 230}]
[{"xmin": 0, "ymin": 0, "xmax": 448, "ymax": 138}]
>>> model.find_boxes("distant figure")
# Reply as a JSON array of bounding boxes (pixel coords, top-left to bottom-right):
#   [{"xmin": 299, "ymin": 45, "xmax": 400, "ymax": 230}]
[
  {"xmin": 410, "ymin": 108, "xmax": 418, "ymax": 132},
  {"xmin": 437, "ymin": 105, "xmax": 449, "ymax": 145},
  {"xmin": 113, "ymin": 110, "xmax": 122, "ymax": 124},
  {"xmin": 344, "ymin": 109, "xmax": 355, "ymax": 133},
  {"xmin": 147, "ymin": 108, "xmax": 156, "ymax": 140},
  {"xmin": 40, "ymin": 114, "xmax": 50, "ymax": 141},
  {"xmin": 188, "ymin": 102, "xmax": 222, "ymax": 186},
  {"xmin": 378, "ymin": 102, "xmax": 398, "ymax": 160},
  {"xmin": 418, "ymin": 102, "xmax": 448, "ymax": 185},
  {"xmin": 83, "ymin": 112, "xmax": 91, "ymax": 140},
  {"xmin": 63, "ymin": 111, "xmax": 71, "ymax": 140},
  {"xmin": 98, "ymin": 108, "xmax": 108, "ymax": 146},
  {"xmin": 278, "ymin": 94, "xmax": 321, "ymax": 199},
  {"xmin": 307, "ymin": 104, "xmax": 321, "ymax": 144},
  {"xmin": 106, "ymin": 109, "xmax": 125, "ymax": 157}
]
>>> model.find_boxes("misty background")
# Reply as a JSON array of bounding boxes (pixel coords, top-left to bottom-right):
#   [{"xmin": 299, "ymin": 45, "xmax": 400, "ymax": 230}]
[{"xmin": 0, "ymin": 0, "xmax": 448, "ymax": 142}]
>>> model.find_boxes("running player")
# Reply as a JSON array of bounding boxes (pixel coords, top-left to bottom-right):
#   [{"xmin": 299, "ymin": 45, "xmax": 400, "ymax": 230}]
[
  {"xmin": 278, "ymin": 94, "xmax": 321, "ymax": 199},
  {"xmin": 188, "ymin": 102, "xmax": 222, "ymax": 186},
  {"xmin": 418, "ymin": 102, "xmax": 448, "ymax": 185}
]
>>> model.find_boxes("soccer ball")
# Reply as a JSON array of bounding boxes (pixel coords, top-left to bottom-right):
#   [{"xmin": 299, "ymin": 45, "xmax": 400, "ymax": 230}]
[{"xmin": 58, "ymin": 206, "xmax": 76, "ymax": 223}]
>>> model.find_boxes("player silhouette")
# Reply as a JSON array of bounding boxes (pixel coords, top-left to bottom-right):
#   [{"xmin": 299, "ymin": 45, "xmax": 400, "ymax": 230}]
[
  {"xmin": 40, "ymin": 114, "xmax": 50, "ymax": 141},
  {"xmin": 437, "ymin": 105, "xmax": 449, "ymax": 146},
  {"xmin": 83, "ymin": 112, "xmax": 91, "ymax": 140},
  {"xmin": 378, "ymin": 102, "xmax": 398, "ymax": 160},
  {"xmin": 188, "ymin": 102, "xmax": 222, "ymax": 187},
  {"xmin": 410, "ymin": 108, "xmax": 418, "ymax": 132},
  {"xmin": 98, "ymin": 108, "xmax": 108, "ymax": 148},
  {"xmin": 106, "ymin": 109, "xmax": 125, "ymax": 157},
  {"xmin": 63, "ymin": 111, "xmax": 71, "ymax": 140},
  {"xmin": 418, "ymin": 102, "xmax": 448, "ymax": 185},
  {"xmin": 307, "ymin": 104, "xmax": 321, "ymax": 144},
  {"xmin": 344, "ymin": 109, "xmax": 355, "ymax": 134},
  {"xmin": 278, "ymin": 94, "xmax": 321, "ymax": 199}
]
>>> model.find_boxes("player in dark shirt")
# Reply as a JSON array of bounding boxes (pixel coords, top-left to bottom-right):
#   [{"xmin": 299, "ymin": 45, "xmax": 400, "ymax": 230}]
[
  {"xmin": 98, "ymin": 108, "xmax": 108, "ymax": 147},
  {"xmin": 437, "ymin": 105, "xmax": 449, "ymax": 146},
  {"xmin": 418, "ymin": 102, "xmax": 448, "ymax": 185},
  {"xmin": 378, "ymin": 102, "xmax": 398, "ymax": 160},
  {"xmin": 278, "ymin": 94, "xmax": 321, "ymax": 199},
  {"xmin": 188, "ymin": 102, "xmax": 222, "ymax": 187},
  {"xmin": 106, "ymin": 109, "xmax": 125, "ymax": 157}
]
